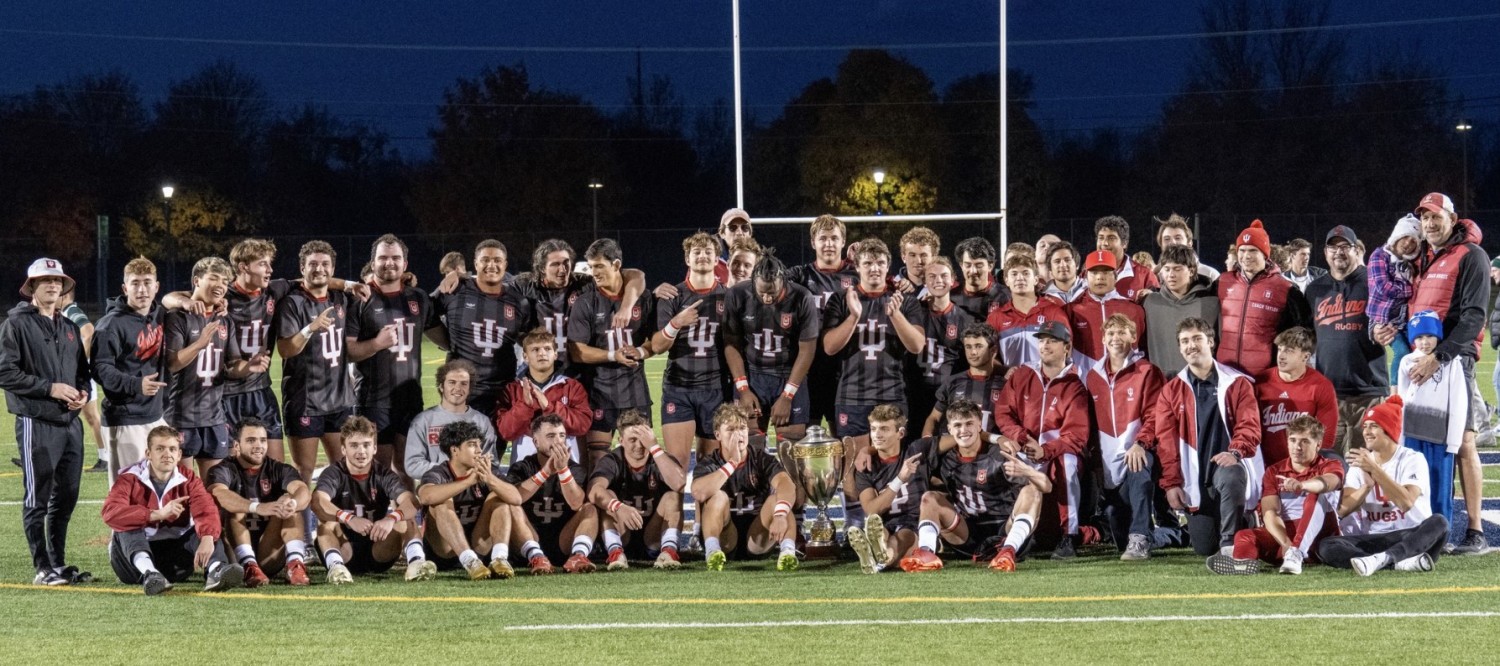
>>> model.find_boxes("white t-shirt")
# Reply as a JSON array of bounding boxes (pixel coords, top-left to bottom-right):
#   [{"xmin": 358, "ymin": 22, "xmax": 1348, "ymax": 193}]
[{"xmin": 1341, "ymin": 446, "xmax": 1431, "ymax": 535}]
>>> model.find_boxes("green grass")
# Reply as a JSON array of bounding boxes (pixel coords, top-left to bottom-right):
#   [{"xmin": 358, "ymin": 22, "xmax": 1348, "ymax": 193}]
[{"xmin": 1, "ymin": 342, "xmax": 1497, "ymax": 664}]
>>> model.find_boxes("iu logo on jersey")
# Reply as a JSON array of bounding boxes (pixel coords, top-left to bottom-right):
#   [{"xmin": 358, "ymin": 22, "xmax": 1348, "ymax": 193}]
[
  {"xmin": 976, "ymin": 469, "xmax": 988, "ymax": 484},
  {"xmin": 687, "ymin": 316, "xmax": 719, "ymax": 357},
  {"xmin": 920, "ymin": 339, "xmax": 945, "ymax": 378},
  {"xmin": 471, "ymin": 320, "xmax": 507, "ymax": 358},
  {"xmin": 856, "ymin": 317, "xmax": 889, "ymax": 361},
  {"xmin": 237, "ymin": 320, "xmax": 267, "ymax": 357},
  {"xmin": 195, "ymin": 346, "xmax": 224, "ymax": 387},
  {"xmin": 320, "ymin": 326, "xmax": 345, "ymax": 367},
  {"xmin": 751, "ymin": 328, "xmax": 784, "ymax": 358},
  {"xmin": 780, "ymin": 313, "xmax": 793, "ymax": 330},
  {"xmin": 605, "ymin": 328, "xmax": 636, "ymax": 354},
  {"xmin": 533, "ymin": 496, "xmax": 566, "ymax": 524},
  {"xmin": 389, "ymin": 317, "xmax": 417, "ymax": 362}
]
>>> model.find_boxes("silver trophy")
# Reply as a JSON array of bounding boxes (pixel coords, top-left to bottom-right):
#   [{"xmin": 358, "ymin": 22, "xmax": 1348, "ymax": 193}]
[{"xmin": 776, "ymin": 425, "xmax": 846, "ymax": 555}]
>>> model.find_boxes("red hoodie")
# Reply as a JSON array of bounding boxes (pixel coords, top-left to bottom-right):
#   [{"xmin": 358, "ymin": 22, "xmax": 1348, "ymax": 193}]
[
  {"xmin": 102, "ymin": 460, "xmax": 221, "ymax": 541},
  {"xmin": 992, "ymin": 363, "xmax": 1090, "ymax": 462}
]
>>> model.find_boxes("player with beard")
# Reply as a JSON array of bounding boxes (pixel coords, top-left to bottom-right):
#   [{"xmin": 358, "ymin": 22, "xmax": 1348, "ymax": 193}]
[
  {"xmin": 207, "ymin": 418, "xmax": 312, "ymax": 587},
  {"xmin": 924, "ymin": 323, "xmax": 1005, "ymax": 436},
  {"xmin": 899, "ymin": 400, "xmax": 1051, "ymax": 572},
  {"xmin": 346, "ymin": 235, "xmax": 441, "ymax": 476},
  {"xmin": 784, "ymin": 214, "xmax": 856, "ymax": 431},
  {"xmin": 504, "ymin": 414, "xmax": 599, "ymax": 573},
  {"xmin": 514, "ymin": 239, "xmax": 645, "ymax": 379},
  {"xmin": 850, "ymin": 404, "xmax": 925, "ymax": 573},
  {"xmin": 312, "ymin": 416, "xmax": 431, "ymax": 583},
  {"xmin": 429, "ymin": 239, "xmax": 537, "ymax": 426},
  {"xmin": 586, "ymin": 409, "xmax": 688, "ymax": 570},
  {"xmin": 723, "ymin": 253, "xmax": 819, "ymax": 443},
  {"xmin": 951, "ymin": 237, "xmax": 1013, "ymax": 321},
  {"xmin": 905, "ymin": 257, "xmax": 973, "ymax": 442},
  {"xmin": 418, "ymin": 420, "xmax": 524, "ymax": 580},
  {"xmin": 692, "ymin": 404, "xmax": 800, "ymax": 571}
]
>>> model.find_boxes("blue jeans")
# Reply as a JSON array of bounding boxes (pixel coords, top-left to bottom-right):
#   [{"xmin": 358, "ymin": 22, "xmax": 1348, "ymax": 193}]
[{"xmin": 1387, "ymin": 336, "xmax": 1411, "ymax": 385}]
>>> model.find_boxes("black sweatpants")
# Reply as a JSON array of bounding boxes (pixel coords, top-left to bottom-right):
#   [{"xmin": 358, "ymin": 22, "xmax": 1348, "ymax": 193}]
[
  {"xmin": 17, "ymin": 416, "xmax": 83, "ymax": 572},
  {"xmin": 1185, "ymin": 463, "xmax": 1248, "ymax": 556},
  {"xmin": 109, "ymin": 529, "xmax": 229, "ymax": 584},
  {"xmin": 1315, "ymin": 515, "xmax": 1448, "ymax": 569}
]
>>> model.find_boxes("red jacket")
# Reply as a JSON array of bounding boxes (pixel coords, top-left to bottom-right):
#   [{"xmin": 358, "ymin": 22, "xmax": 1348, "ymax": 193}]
[
  {"xmin": 1216, "ymin": 267, "xmax": 1312, "ymax": 377},
  {"xmin": 1153, "ymin": 362, "xmax": 1264, "ymax": 511},
  {"xmin": 1113, "ymin": 255, "xmax": 1160, "ymax": 302},
  {"xmin": 495, "ymin": 371, "xmax": 592, "ymax": 442},
  {"xmin": 102, "ymin": 460, "xmax": 221, "ymax": 541},
  {"xmin": 1084, "ymin": 353, "xmax": 1164, "ymax": 489},
  {"xmin": 1410, "ymin": 219, "xmax": 1489, "ymax": 361},
  {"xmin": 1066, "ymin": 290, "xmax": 1147, "ymax": 365},
  {"xmin": 987, "ymin": 295, "xmax": 1070, "ymax": 368},
  {"xmin": 992, "ymin": 363, "xmax": 1090, "ymax": 462},
  {"xmin": 1253, "ymin": 367, "xmax": 1338, "ymax": 466}
]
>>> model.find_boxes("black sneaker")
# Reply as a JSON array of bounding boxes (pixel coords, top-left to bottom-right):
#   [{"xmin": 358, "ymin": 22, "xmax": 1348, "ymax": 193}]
[
  {"xmin": 204, "ymin": 563, "xmax": 244, "ymax": 592},
  {"xmin": 86, "ymin": 459, "xmax": 107, "ymax": 473},
  {"xmin": 58, "ymin": 565, "xmax": 93, "ymax": 584},
  {"xmin": 1051, "ymin": 536, "xmax": 1077, "ymax": 561},
  {"xmin": 33, "ymin": 570, "xmax": 68, "ymax": 586},
  {"xmin": 9, "ymin": 457, "xmax": 19, "ymax": 468},
  {"xmin": 1452, "ymin": 529, "xmax": 1489, "ymax": 555},
  {"xmin": 142, "ymin": 571, "xmax": 171, "ymax": 596}
]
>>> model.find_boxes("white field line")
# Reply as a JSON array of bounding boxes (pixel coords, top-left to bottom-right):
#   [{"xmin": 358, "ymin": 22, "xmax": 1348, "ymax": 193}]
[{"xmin": 504, "ymin": 610, "xmax": 1500, "ymax": 632}]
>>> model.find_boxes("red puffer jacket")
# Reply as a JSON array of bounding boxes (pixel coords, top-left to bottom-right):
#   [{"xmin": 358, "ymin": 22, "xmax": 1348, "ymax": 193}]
[
  {"xmin": 1216, "ymin": 266, "xmax": 1312, "ymax": 376},
  {"xmin": 1410, "ymin": 219, "xmax": 1489, "ymax": 362}
]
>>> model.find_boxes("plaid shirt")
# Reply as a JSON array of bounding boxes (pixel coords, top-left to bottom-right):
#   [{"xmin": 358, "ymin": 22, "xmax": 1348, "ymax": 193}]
[{"xmin": 1365, "ymin": 246, "xmax": 1413, "ymax": 329}]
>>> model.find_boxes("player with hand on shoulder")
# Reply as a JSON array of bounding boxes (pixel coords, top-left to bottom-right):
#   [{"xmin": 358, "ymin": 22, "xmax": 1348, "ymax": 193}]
[
  {"xmin": 207, "ymin": 418, "xmax": 312, "ymax": 587},
  {"xmin": 692, "ymin": 404, "xmax": 799, "ymax": 571},
  {"xmin": 504, "ymin": 414, "xmax": 599, "ymax": 574},
  {"xmin": 587, "ymin": 410, "xmax": 688, "ymax": 570},
  {"xmin": 850, "ymin": 404, "xmax": 925, "ymax": 573},
  {"xmin": 417, "ymin": 420, "xmax": 523, "ymax": 580},
  {"xmin": 312, "ymin": 416, "xmax": 430, "ymax": 584}
]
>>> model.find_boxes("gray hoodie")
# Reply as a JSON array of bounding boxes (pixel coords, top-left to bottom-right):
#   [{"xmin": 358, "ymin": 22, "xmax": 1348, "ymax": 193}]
[{"xmin": 1141, "ymin": 276, "xmax": 1221, "ymax": 378}]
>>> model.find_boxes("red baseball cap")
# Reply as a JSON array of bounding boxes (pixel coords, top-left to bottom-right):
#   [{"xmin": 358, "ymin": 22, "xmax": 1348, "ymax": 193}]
[
  {"xmin": 1083, "ymin": 250, "xmax": 1117, "ymax": 272},
  {"xmin": 1414, "ymin": 192, "xmax": 1455, "ymax": 218}
]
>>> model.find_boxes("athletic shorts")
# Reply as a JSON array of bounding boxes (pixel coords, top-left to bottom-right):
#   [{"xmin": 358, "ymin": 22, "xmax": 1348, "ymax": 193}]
[
  {"xmin": 284, "ymin": 406, "xmax": 352, "ymax": 439},
  {"xmin": 224, "ymin": 388, "xmax": 285, "ymax": 439},
  {"xmin": 345, "ymin": 530, "xmax": 396, "ymax": 574},
  {"xmin": 529, "ymin": 507, "xmax": 580, "ymax": 563},
  {"xmin": 177, "ymin": 423, "xmax": 232, "ymax": 460},
  {"xmin": 747, "ymin": 372, "xmax": 810, "ymax": 426},
  {"xmin": 661, "ymin": 383, "xmax": 729, "ymax": 438},
  {"xmin": 1460, "ymin": 357, "xmax": 1486, "ymax": 432},
  {"xmin": 948, "ymin": 517, "xmax": 1012, "ymax": 559},
  {"xmin": 590, "ymin": 406, "xmax": 653, "ymax": 435},
  {"xmin": 835, "ymin": 402, "xmax": 907, "ymax": 439},
  {"xmin": 361, "ymin": 404, "xmax": 423, "ymax": 444}
]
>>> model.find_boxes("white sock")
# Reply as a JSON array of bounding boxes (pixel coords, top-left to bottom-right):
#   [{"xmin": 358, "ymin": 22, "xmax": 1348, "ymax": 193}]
[
  {"xmin": 132, "ymin": 552, "xmax": 157, "ymax": 576},
  {"xmin": 704, "ymin": 536, "xmax": 721, "ymax": 555},
  {"xmin": 603, "ymin": 529, "xmax": 623, "ymax": 554},
  {"xmin": 96, "ymin": 447, "xmax": 107, "ymax": 461},
  {"xmin": 458, "ymin": 549, "xmax": 480, "ymax": 568},
  {"xmin": 572, "ymin": 534, "xmax": 594, "ymax": 557},
  {"xmin": 1003, "ymin": 516, "xmax": 1034, "ymax": 552},
  {"xmin": 522, "ymin": 540, "xmax": 543, "ymax": 560},
  {"xmin": 404, "ymin": 539, "xmax": 425, "ymax": 562},
  {"xmin": 844, "ymin": 501, "xmax": 865, "ymax": 529},
  {"xmin": 490, "ymin": 543, "xmax": 508, "ymax": 563},
  {"xmin": 779, "ymin": 538, "xmax": 796, "ymax": 555},
  {"xmin": 917, "ymin": 520, "xmax": 939, "ymax": 552},
  {"xmin": 323, "ymin": 549, "xmax": 345, "ymax": 568},
  {"xmin": 234, "ymin": 544, "xmax": 257, "ymax": 565},
  {"xmin": 285, "ymin": 539, "xmax": 307, "ymax": 563},
  {"xmin": 661, "ymin": 528, "xmax": 679, "ymax": 551}
]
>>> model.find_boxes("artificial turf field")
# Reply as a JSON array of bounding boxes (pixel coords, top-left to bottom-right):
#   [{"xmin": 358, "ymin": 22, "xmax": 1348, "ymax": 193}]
[{"xmin": 2, "ymin": 339, "xmax": 1497, "ymax": 664}]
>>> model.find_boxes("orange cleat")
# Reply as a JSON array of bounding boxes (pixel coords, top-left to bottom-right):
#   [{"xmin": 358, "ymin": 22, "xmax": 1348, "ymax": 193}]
[
  {"xmin": 286, "ymin": 559, "xmax": 311, "ymax": 586},
  {"xmin": 243, "ymin": 562, "xmax": 270, "ymax": 589},
  {"xmin": 899, "ymin": 548, "xmax": 944, "ymax": 573},
  {"xmin": 528, "ymin": 555, "xmax": 555, "ymax": 575},
  {"xmin": 989, "ymin": 545, "xmax": 1017, "ymax": 572},
  {"xmin": 563, "ymin": 553, "xmax": 596, "ymax": 574}
]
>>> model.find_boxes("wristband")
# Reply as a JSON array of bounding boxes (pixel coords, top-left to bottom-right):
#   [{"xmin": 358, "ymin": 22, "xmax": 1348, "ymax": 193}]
[
  {"xmin": 734, "ymin": 376, "xmax": 750, "ymax": 393},
  {"xmin": 530, "ymin": 470, "xmax": 551, "ymax": 486},
  {"xmin": 336, "ymin": 509, "xmax": 354, "ymax": 524},
  {"xmin": 719, "ymin": 461, "xmax": 738, "ymax": 477},
  {"xmin": 386, "ymin": 509, "xmax": 404, "ymax": 523},
  {"xmin": 781, "ymin": 382, "xmax": 799, "ymax": 400},
  {"xmin": 558, "ymin": 468, "xmax": 575, "ymax": 485},
  {"xmin": 247, "ymin": 501, "xmax": 260, "ymax": 515},
  {"xmin": 648, "ymin": 445, "xmax": 665, "ymax": 458},
  {"xmin": 773, "ymin": 500, "xmax": 791, "ymax": 518},
  {"xmin": 299, "ymin": 325, "xmax": 312, "ymax": 339},
  {"xmin": 635, "ymin": 345, "xmax": 649, "ymax": 360},
  {"xmin": 607, "ymin": 349, "xmax": 618, "ymax": 363},
  {"xmin": 663, "ymin": 322, "xmax": 680, "ymax": 339},
  {"xmin": 886, "ymin": 478, "xmax": 907, "ymax": 495},
  {"xmin": 608, "ymin": 499, "xmax": 622, "ymax": 513}
]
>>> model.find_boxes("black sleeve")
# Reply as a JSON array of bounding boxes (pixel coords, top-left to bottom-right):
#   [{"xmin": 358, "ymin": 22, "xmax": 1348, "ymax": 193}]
[
  {"xmin": 822, "ymin": 292, "xmax": 848, "ymax": 332},
  {"xmin": 505, "ymin": 456, "xmax": 538, "ymax": 484},
  {"xmin": 588, "ymin": 452, "xmax": 620, "ymax": 486},
  {"xmin": 206, "ymin": 463, "xmax": 236, "ymax": 490},
  {"xmin": 757, "ymin": 447, "xmax": 785, "ymax": 480},
  {"xmin": 1438, "ymin": 246, "xmax": 1493, "ymax": 362},
  {"xmin": 275, "ymin": 463, "xmax": 302, "ymax": 493},
  {"xmin": 420, "ymin": 466, "xmax": 450, "ymax": 488},
  {"xmin": 1279, "ymin": 285, "xmax": 1313, "ymax": 333},
  {"xmin": 163, "ymin": 311, "xmax": 188, "ymax": 356},
  {"xmin": 315, "ymin": 464, "xmax": 345, "ymax": 497},
  {"xmin": 90, "ymin": 323, "xmax": 137, "ymax": 396},
  {"xmin": 656, "ymin": 292, "xmax": 679, "ymax": 330},
  {"xmin": 275, "ymin": 295, "xmax": 306, "ymax": 339},
  {"xmin": 566, "ymin": 295, "xmax": 594, "ymax": 344},
  {"xmin": 693, "ymin": 450, "xmax": 724, "ymax": 478},
  {"xmin": 722, "ymin": 288, "xmax": 745, "ymax": 341},
  {"xmin": 377, "ymin": 470, "xmax": 410, "ymax": 504},
  {"xmin": 345, "ymin": 299, "xmax": 367, "ymax": 341},
  {"xmin": 797, "ymin": 289, "xmax": 821, "ymax": 340},
  {"xmin": 420, "ymin": 291, "xmax": 441, "ymax": 332},
  {"xmin": 268, "ymin": 279, "xmax": 295, "ymax": 301}
]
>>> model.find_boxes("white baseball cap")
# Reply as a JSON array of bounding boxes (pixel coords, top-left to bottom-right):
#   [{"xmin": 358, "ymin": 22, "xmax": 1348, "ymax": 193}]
[{"xmin": 21, "ymin": 257, "xmax": 76, "ymax": 297}]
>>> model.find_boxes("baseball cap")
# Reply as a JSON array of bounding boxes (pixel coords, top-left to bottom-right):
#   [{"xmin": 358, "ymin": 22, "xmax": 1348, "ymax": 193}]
[
  {"xmin": 1083, "ymin": 250, "xmax": 1117, "ymax": 272},
  {"xmin": 1035, "ymin": 320, "xmax": 1071, "ymax": 344},
  {"xmin": 1324, "ymin": 225, "xmax": 1358, "ymax": 246},
  {"xmin": 20, "ymin": 257, "xmax": 75, "ymax": 297},
  {"xmin": 1414, "ymin": 192, "xmax": 1455, "ymax": 218},
  {"xmin": 719, "ymin": 208, "xmax": 751, "ymax": 231}
]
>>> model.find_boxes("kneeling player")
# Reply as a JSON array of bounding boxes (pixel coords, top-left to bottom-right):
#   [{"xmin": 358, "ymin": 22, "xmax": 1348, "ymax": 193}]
[
  {"xmin": 505, "ymin": 414, "xmax": 599, "ymax": 573},
  {"xmin": 208, "ymin": 418, "xmax": 312, "ymax": 586},
  {"xmin": 899, "ymin": 400, "xmax": 1051, "ymax": 572},
  {"xmin": 850, "ymin": 404, "xmax": 925, "ymax": 573},
  {"xmin": 418, "ymin": 421, "xmax": 523, "ymax": 580},
  {"xmin": 313, "ymin": 416, "xmax": 430, "ymax": 583},
  {"xmin": 587, "ymin": 410, "xmax": 687, "ymax": 570},
  {"xmin": 691, "ymin": 404, "xmax": 799, "ymax": 571}
]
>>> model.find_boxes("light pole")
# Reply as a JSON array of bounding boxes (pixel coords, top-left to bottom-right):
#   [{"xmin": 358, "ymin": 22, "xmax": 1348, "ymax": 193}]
[
  {"xmin": 161, "ymin": 185, "xmax": 176, "ymax": 288},
  {"xmin": 588, "ymin": 178, "xmax": 603, "ymax": 238},
  {"xmin": 872, "ymin": 169, "xmax": 886, "ymax": 216},
  {"xmin": 1457, "ymin": 121, "xmax": 1473, "ymax": 216}
]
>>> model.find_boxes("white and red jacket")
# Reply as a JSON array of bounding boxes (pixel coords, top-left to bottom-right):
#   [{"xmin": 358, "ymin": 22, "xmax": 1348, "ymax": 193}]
[
  {"xmin": 992, "ymin": 363, "xmax": 1090, "ymax": 463},
  {"xmin": 1066, "ymin": 290, "xmax": 1147, "ymax": 372},
  {"xmin": 1084, "ymin": 352, "xmax": 1164, "ymax": 489},
  {"xmin": 1113, "ymin": 255, "xmax": 1161, "ymax": 302},
  {"xmin": 986, "ymin": 295, "xmax": 1071, "ymax": 368},
  {"xmin": 494, "ymin": 371, "xmax": 592, "ymax": 460},
  {"xmin": 101, "ymin": 460, "xmax": 221, "ymax": 541},
  {"xmin": 1253, "ymin": 367, "xmax": 1338, "ymax": 466},
  {"xmin": 1153, "ymin": 361, "xmax": 1265, "ymax": 511}
]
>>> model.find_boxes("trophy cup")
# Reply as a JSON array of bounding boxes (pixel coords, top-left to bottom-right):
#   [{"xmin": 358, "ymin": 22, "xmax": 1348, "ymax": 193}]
[{"xmin": 776, "ymin": 425, "xmax": 845, "ymax": 559}]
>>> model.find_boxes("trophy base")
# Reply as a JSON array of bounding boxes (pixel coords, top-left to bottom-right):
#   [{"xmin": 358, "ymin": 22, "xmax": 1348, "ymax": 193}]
[{"xmin": 803, "ymin": 542, "xmax": 840, "ymax": 560}]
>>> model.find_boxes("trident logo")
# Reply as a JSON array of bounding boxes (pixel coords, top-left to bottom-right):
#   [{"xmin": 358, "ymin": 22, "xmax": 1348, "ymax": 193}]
[
  {"xmin": 919, "ymin": 339, "xmax": 946, "ymax": 378},
  {"xmin": 686, "ymin": 316, "xmax": 719, "ymax": 358},
  {"xmin": 751, "ymin": 328, "xmax": 784, "ymax": 358},
  {"xmin": 856, "ymin": 317, "xmax": 888, "ymax": 361},
  {"xmin": 237, "ymin": 319, "xmax": 267, "ymax": 357},
  {"xmin": 319, "ymin": 326, "xmax": 344, "ymax": 367},
  {"xmin": 471, "ymin": 320, "xmax": 507, "ymax": 358},
  {"xmin": 389, "ymin": 317, "xmax": 416, "ymax": 362},
  {"xmin": 532, "ymin": 496, "xmax": 566, "ymax": 524},
  {"xmin": 606, "ymin": 328, "xmax": 635, "ymax": 353},
  {"xmin": 195, "ymin": 346, "xmax": 223, "ymax": 387},
  {"xmin": 543, "ymin": 312, "xmax": 566, "ymax": 351}
]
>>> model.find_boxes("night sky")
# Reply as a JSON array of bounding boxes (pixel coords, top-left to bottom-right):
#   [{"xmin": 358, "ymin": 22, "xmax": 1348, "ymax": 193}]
[{"xmin": 2, "ymin": 1, "xmax": 1496, "ymax": 158}]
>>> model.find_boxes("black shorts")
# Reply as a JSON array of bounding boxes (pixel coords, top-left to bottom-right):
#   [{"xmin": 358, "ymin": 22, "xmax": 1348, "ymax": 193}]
[
  {"xmin": 948, "ymin": 517, "xmax": 1008, "ymax": 558},
  {"xmin": 529, "ymin": 508, "xmax": 579, "ymax": 563},
  {"xmin": 725, "ymin": 511, "xmax": 760, "ymax": 561},
  {"xmin": 661, "ymin": 383, "xmax": 728, "ymax": 438},
  {"xmin": 423, "ymin": 518, "xmax": 480, "ymax": 571},
  {"xmin": 748, "ymin": 371, "xmax": 810, "ymax": 426},
  {"xmin": 345, "ymin": 530, "xmax": 396, "ymax": 574},
  {"xmin": 590, "ymin": 406, "xmax": 653, "ymax": 435},
  {"xmin": 361, "ymin": 405, "xmax": 422, "ymax": 444},
  {"xmin": 835, "ymin": 402, "xmax": 906, "ymax": 438},
  {"xmin": 284, "ymin": 407, "xmax": 352, "ymax": 439},
  {"xmin": 224, "ymin": 388, "xmax": 284, "ymax": 439},
  {"xmin": 178, "ymin": 423, "xmax": 232, "ymax": 460},
  {"xmin": 882, "ymin": 511, "xmax": 919, "ymax": 534}
]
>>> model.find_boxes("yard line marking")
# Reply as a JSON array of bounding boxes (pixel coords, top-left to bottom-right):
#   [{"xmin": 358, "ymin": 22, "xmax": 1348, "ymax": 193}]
[
  {"xmin": 504, "ymin": 610, "xmax": 1500, "ymax": 631},
  {"xmin": 3, "ymin": 583, "xmax": 1497, "ymax": 606}
]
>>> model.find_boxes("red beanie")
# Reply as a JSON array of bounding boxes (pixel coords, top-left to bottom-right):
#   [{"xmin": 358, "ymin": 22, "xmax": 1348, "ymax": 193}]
[
  {"xmin": 1361, "ymin": 395, "xmax": 1403, "ymax": 442},
  {"xmin": 1235, "ymin": 219, "xmax": 1271, "ymax": 258}
]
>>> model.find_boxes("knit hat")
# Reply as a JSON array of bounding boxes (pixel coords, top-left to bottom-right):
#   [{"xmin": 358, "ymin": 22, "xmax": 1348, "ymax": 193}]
[
  {"xmin": 1235, "ymin": 219, "xmax": 1271, "ymax": 258},
  {"xmin": 1361, "ymin": 395, "xmax": 1403, "ymax": 443},
  {"xmin": 1407, "ymin": 310, "xmax": 1443, "ymax": 345},
  {"xmin": 1385, "ymin": 214, "xmax": 1420, "ymax": 258}
]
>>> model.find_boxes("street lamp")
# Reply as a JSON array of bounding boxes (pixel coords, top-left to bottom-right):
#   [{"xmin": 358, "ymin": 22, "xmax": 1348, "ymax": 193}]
[
  {"xmin": 872, "ymin": 169, "xmax": 886, "ymax": 216},
  {"xmin": 161, "ymin": 185, "xmax": 176, "ymax": 288},
  {"xmin": 1457, "ymin": 121, "xmax": 1473, "ymax": 216},
  {"xmin": 587, "ymin": 178, "xmax": 603, "ymax": 238}
]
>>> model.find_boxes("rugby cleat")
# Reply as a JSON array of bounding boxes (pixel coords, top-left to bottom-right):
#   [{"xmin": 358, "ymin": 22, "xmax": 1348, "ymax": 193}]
[
  {"xmin": 1206, "ymin": 553, "xmax": 1262, "ymax": 575},
  {"xmin": 654, "ymin": 547, "xmax": 682, "ymax": 570},
  {"xmin": 606, "ymin": 548, "xmax": 630, "ymax": 571},
  {"xmin": 326, "ymin": 563, "xmax": 353, "ymax": 585},
  {"xmin": 776, "ymin": 551, "xmax": 800, "ymax": 572},
  {"xmin": 706, "ymin": 550, "xmax": 727, "ymax": 571},
  {"xmin": 285, "ymin": 559, "xmax": 311, "ymax": 586},
  {"xmin": 141, "ymin": 571, "xmax": 171, "ymax": 596},
  {"xmin": 464, "ymin": 558, "xmax": 492, "ymax": 580},
  {"xmin": 865, "ymin": 514, "xmax": 893, "ymax": 565},
  {"xmin": 204, "ymin": 563, "xmax": 243, "ymax": 592},
  {"xmin": 564, "ymin": 553, "xmax": 597, "ymax": 574},
  {"xmin": 847, "ymin": 526, "xmax": 879, "ymax": 575},
  {"xmin": 405, "ymin": 559, "xmax": 438, "ymax": 581},
  {"xmin": 899, "ymin": 548, "xmax": 943, "ymax": 573},
  {"xmin": 988, "ymin": 545, "xmax": 1017, "ymax": 572},
  {"xmin": 528, "ymin": 554, "xmax": 555, "ymax": 575},
  {"xmin": 489, "ymin": 558, "xmax": 516, "ymax": 580},
  {"xmin": 58, "ymin": 565, "xmax": 94, "ymax": 584},
  {"xmin": 243, "ymin": 562, "xmax": 270, "ymax": 588}
]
